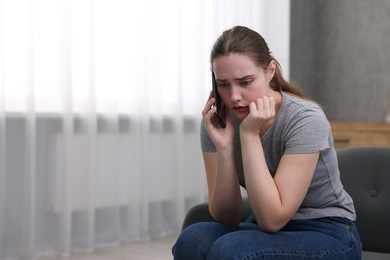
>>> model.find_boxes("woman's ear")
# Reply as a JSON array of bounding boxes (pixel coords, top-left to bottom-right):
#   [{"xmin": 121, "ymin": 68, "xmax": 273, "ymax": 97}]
[{"xmin": 266, "ymin": 60, "xmax": 276, "ymax": 82}]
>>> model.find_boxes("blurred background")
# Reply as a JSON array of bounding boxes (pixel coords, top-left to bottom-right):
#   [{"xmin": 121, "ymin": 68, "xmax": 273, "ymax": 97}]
[
  {"xmin": 0, "ymin": 0, "xmax": 289, "ymax": 258},
  {"xmin": 1, "ymin": 0, "xmax": 390, "ymax": 259},
  {"xmin": 290, "ymin": 0, "xmax": 390, "ymax": 122}
]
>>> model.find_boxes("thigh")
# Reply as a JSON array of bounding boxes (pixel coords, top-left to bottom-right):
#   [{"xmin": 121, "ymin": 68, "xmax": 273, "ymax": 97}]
[
  {"xmin": 208, "ymin": 219, "xmax": 362, "ymax": 260},
  {"xmin": 172, "ymin": 222, "xmax": 235, "ymax": 260}
]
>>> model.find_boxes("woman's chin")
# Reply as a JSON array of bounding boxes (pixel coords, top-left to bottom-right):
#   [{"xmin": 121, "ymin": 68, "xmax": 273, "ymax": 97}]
[{"xmin": 232, "ymin": 111, "xmax": 248, "ymax": 121}]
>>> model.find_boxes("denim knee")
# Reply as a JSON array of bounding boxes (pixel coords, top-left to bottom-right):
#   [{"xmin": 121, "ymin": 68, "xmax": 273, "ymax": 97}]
[
  {"xmin": 172, "ymin": 222, "xmax": 235, "ymax": 260},
  {"xmin": 207, "ymin": 218, "xmax": 362, "ymax": 260}
]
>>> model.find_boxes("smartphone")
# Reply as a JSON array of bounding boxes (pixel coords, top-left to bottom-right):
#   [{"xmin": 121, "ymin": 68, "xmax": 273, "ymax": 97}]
[{"xmin": 212, "ymin": 72, "xmax": 226, "ymax": 128}]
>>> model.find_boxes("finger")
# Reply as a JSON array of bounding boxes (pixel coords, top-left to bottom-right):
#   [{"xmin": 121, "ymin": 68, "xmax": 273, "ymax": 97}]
[
  {"xmin": 205, "ymin": 91, "xmax": 214, "ymax": 107},
  {"xmin": 203, "ymin": 106, "xmax": 217, "ymax": 129},
  {"xmin": 262, "ymin": 96, "xmax": 275, "ymax": 116},
  {"xmin": 208, "ymin": 90, "xmax": 213, "ymax": 101},
  {"xmin": 202, "ymin": 97, "xmax": 215, "ymax": 117},
  {"xmin": 262, "ymin": 96, "xmax": 270, "ymax": 111},
  {"xmin": 249, "ymin": 101, "xmax": 257, "ymax": 115},
  {"xmin": 256, "ymin": 98, "xmax": 264, "ymax": 113},
  {"xmin": 203, "ymin": 91, "xmax": 213, "ymax": 107},
  {"xmin": 204, "ymin": 99, "xmax": 216, "ymax": 117}
]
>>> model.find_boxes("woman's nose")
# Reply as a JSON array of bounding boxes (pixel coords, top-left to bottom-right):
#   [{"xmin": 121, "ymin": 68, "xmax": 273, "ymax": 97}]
[{"xmin": 230, "ymin": 86, "xmax": 242, "ymax": 103}]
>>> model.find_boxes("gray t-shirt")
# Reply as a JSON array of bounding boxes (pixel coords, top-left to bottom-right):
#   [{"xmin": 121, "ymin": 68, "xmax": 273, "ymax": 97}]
[{"xmin": 200, "ymin": 92, "xmax": 356, "ymax": 221}]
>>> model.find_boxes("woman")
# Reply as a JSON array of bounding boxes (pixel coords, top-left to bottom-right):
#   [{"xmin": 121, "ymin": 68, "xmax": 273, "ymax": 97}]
[{"xmin": 173, "ymin": 26, "xmax": 361, "ymax": 259}]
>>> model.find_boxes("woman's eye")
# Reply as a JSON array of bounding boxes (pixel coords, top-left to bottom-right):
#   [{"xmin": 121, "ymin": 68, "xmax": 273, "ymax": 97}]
[
  {"xmin": 240, "ymin": 81, "xmax": 251, "ymax": 87},
  {"xmin": 217, "ymin": 83, "xmax": 229, "ymax": 88}
]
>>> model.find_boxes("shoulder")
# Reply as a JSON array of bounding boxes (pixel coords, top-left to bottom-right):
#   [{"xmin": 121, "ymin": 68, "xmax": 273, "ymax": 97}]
[
  {"xmin": 280, "ymin": 92, "xmax": 328, "ymax": 126},
  {"xmin": 278, "ymin": 92, "xmax": 331, "ymax": 153},
  {"xmin": 282, "ymin": 92, "xmax": 323, "ymax": 113}
]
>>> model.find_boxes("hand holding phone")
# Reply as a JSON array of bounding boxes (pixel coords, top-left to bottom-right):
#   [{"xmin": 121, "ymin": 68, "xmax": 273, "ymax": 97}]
[{"xmin": 212, "ymin": 72, "xmax": 226, "ymax": 128}]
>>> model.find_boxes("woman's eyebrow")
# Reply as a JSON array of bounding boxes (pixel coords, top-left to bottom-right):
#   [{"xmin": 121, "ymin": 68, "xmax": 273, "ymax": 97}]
[
  {"xmin": 215, "ymin": 78, "xmax": 228, "ymax": 83},
  {"xmin": 216, "ymin": 74, "xmax": 255, "ymax": 82},
  {"xmin": 234, "ymin": 74, "xmax": 255, "ymax": 80},
  {"xmin": 215, "ymin": 74, "xmax": 255, "ymax": 82}
]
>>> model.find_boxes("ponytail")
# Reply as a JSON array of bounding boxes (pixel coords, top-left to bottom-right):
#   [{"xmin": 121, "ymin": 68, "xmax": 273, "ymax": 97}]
[{"xmin": 270, "ymin": 58, "xmax": 304, "ymax": 98}]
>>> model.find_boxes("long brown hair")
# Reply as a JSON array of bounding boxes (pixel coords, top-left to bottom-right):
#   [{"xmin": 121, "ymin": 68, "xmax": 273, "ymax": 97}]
[{"xmin": 210, "ymin": 25, "xmax": 304, "ymax": 98}]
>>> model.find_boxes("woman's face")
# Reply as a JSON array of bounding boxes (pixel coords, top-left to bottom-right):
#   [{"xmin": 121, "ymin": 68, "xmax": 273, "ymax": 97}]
[{"xmin": 213, "ymin": 53, "xmax": 272, "ymax": 120}]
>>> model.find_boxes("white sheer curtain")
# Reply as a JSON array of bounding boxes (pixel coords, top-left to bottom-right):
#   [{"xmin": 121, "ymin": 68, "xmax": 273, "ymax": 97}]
[{"xmin": 0, "ymin": 0, "xmax": 290, "ymax": 258}]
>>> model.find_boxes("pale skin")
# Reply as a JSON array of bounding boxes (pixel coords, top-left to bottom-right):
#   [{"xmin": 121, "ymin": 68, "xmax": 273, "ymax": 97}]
[{"xmin": 202, "ymin": 53, "xmax": 319, "ymax": 233}]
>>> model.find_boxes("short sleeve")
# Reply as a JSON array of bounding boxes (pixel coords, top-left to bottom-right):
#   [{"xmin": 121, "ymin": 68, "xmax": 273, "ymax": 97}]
[
  {"xmin": 284, "ymin": 107, "xmax": 331, "ymax": 154},
  {"xmin": 200, "ymin": 119, "xmax": 217, "ymax": 152}
]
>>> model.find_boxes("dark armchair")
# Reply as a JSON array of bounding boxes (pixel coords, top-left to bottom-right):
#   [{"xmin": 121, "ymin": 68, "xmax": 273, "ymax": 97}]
[
  {"xmin": 182, "ymin": 147, "xmax": 390, "ymax": 259},
  {"xmin": 337, "ymin": 147, "xmax": 390, "ymax": 259}
]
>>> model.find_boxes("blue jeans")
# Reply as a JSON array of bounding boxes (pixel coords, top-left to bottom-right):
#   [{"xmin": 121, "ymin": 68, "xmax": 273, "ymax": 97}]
[{"xmin": 172, "ymin": 216, "xmax": 362, "ymax": 259}]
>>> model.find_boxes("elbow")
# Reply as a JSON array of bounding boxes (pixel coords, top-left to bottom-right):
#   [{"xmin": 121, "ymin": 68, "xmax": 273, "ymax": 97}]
[
  {"xmin": 258, "ymin": 223, "xmax": 282, "ymax": 233},
  {"xmin": 209, "ymin": 204, "xmax": 242, "ymax": 228},
  {"xmin": 251, "ymin": 207, "xmax": 289, "ymax": 233},
  {"xmin": 215, "ymin": 217, "xmax": 240, "ymax": 228},
  {"xmin": 256, "ymin": 218, "xmax": 287, "ymax": 233},
  {"xmin": 210, "ymin": 209, "xmax": 241, "ymax": 228},
  {"xmin": 208, "ymin": 198, "xmax": 244, "ymax": 228}
]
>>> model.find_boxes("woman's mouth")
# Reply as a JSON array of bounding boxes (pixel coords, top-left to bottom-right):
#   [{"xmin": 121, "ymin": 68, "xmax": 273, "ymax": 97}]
[{"xmin": 233, "ymin": 106, "xmax": 248, "ymax": 114}]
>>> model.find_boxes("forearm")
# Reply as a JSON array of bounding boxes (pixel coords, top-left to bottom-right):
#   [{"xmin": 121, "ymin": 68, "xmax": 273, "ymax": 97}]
[
  {"xmin": 240, "ymin": 133, "xmax": 285, "ymax": 232},
  {"xmin": 208, "ymin": 148, "xmax": 243, "ymax": 226}
]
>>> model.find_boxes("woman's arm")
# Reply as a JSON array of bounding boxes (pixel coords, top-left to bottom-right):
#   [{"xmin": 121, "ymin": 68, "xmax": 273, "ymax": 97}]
[
  {"xmin": 201, "ymin": 91, "xmax": 244, "ymax": 227},
  {"xmin": 239, "ymin": 96, "xmax": 319, "ymax": 232},
  {"xmin": 240, "ymin": 132, "xmax": 319, "ymax": 232},
  {"xmin": 203, "ymin": 151, "xmax": 243, "ymax": 227}
]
